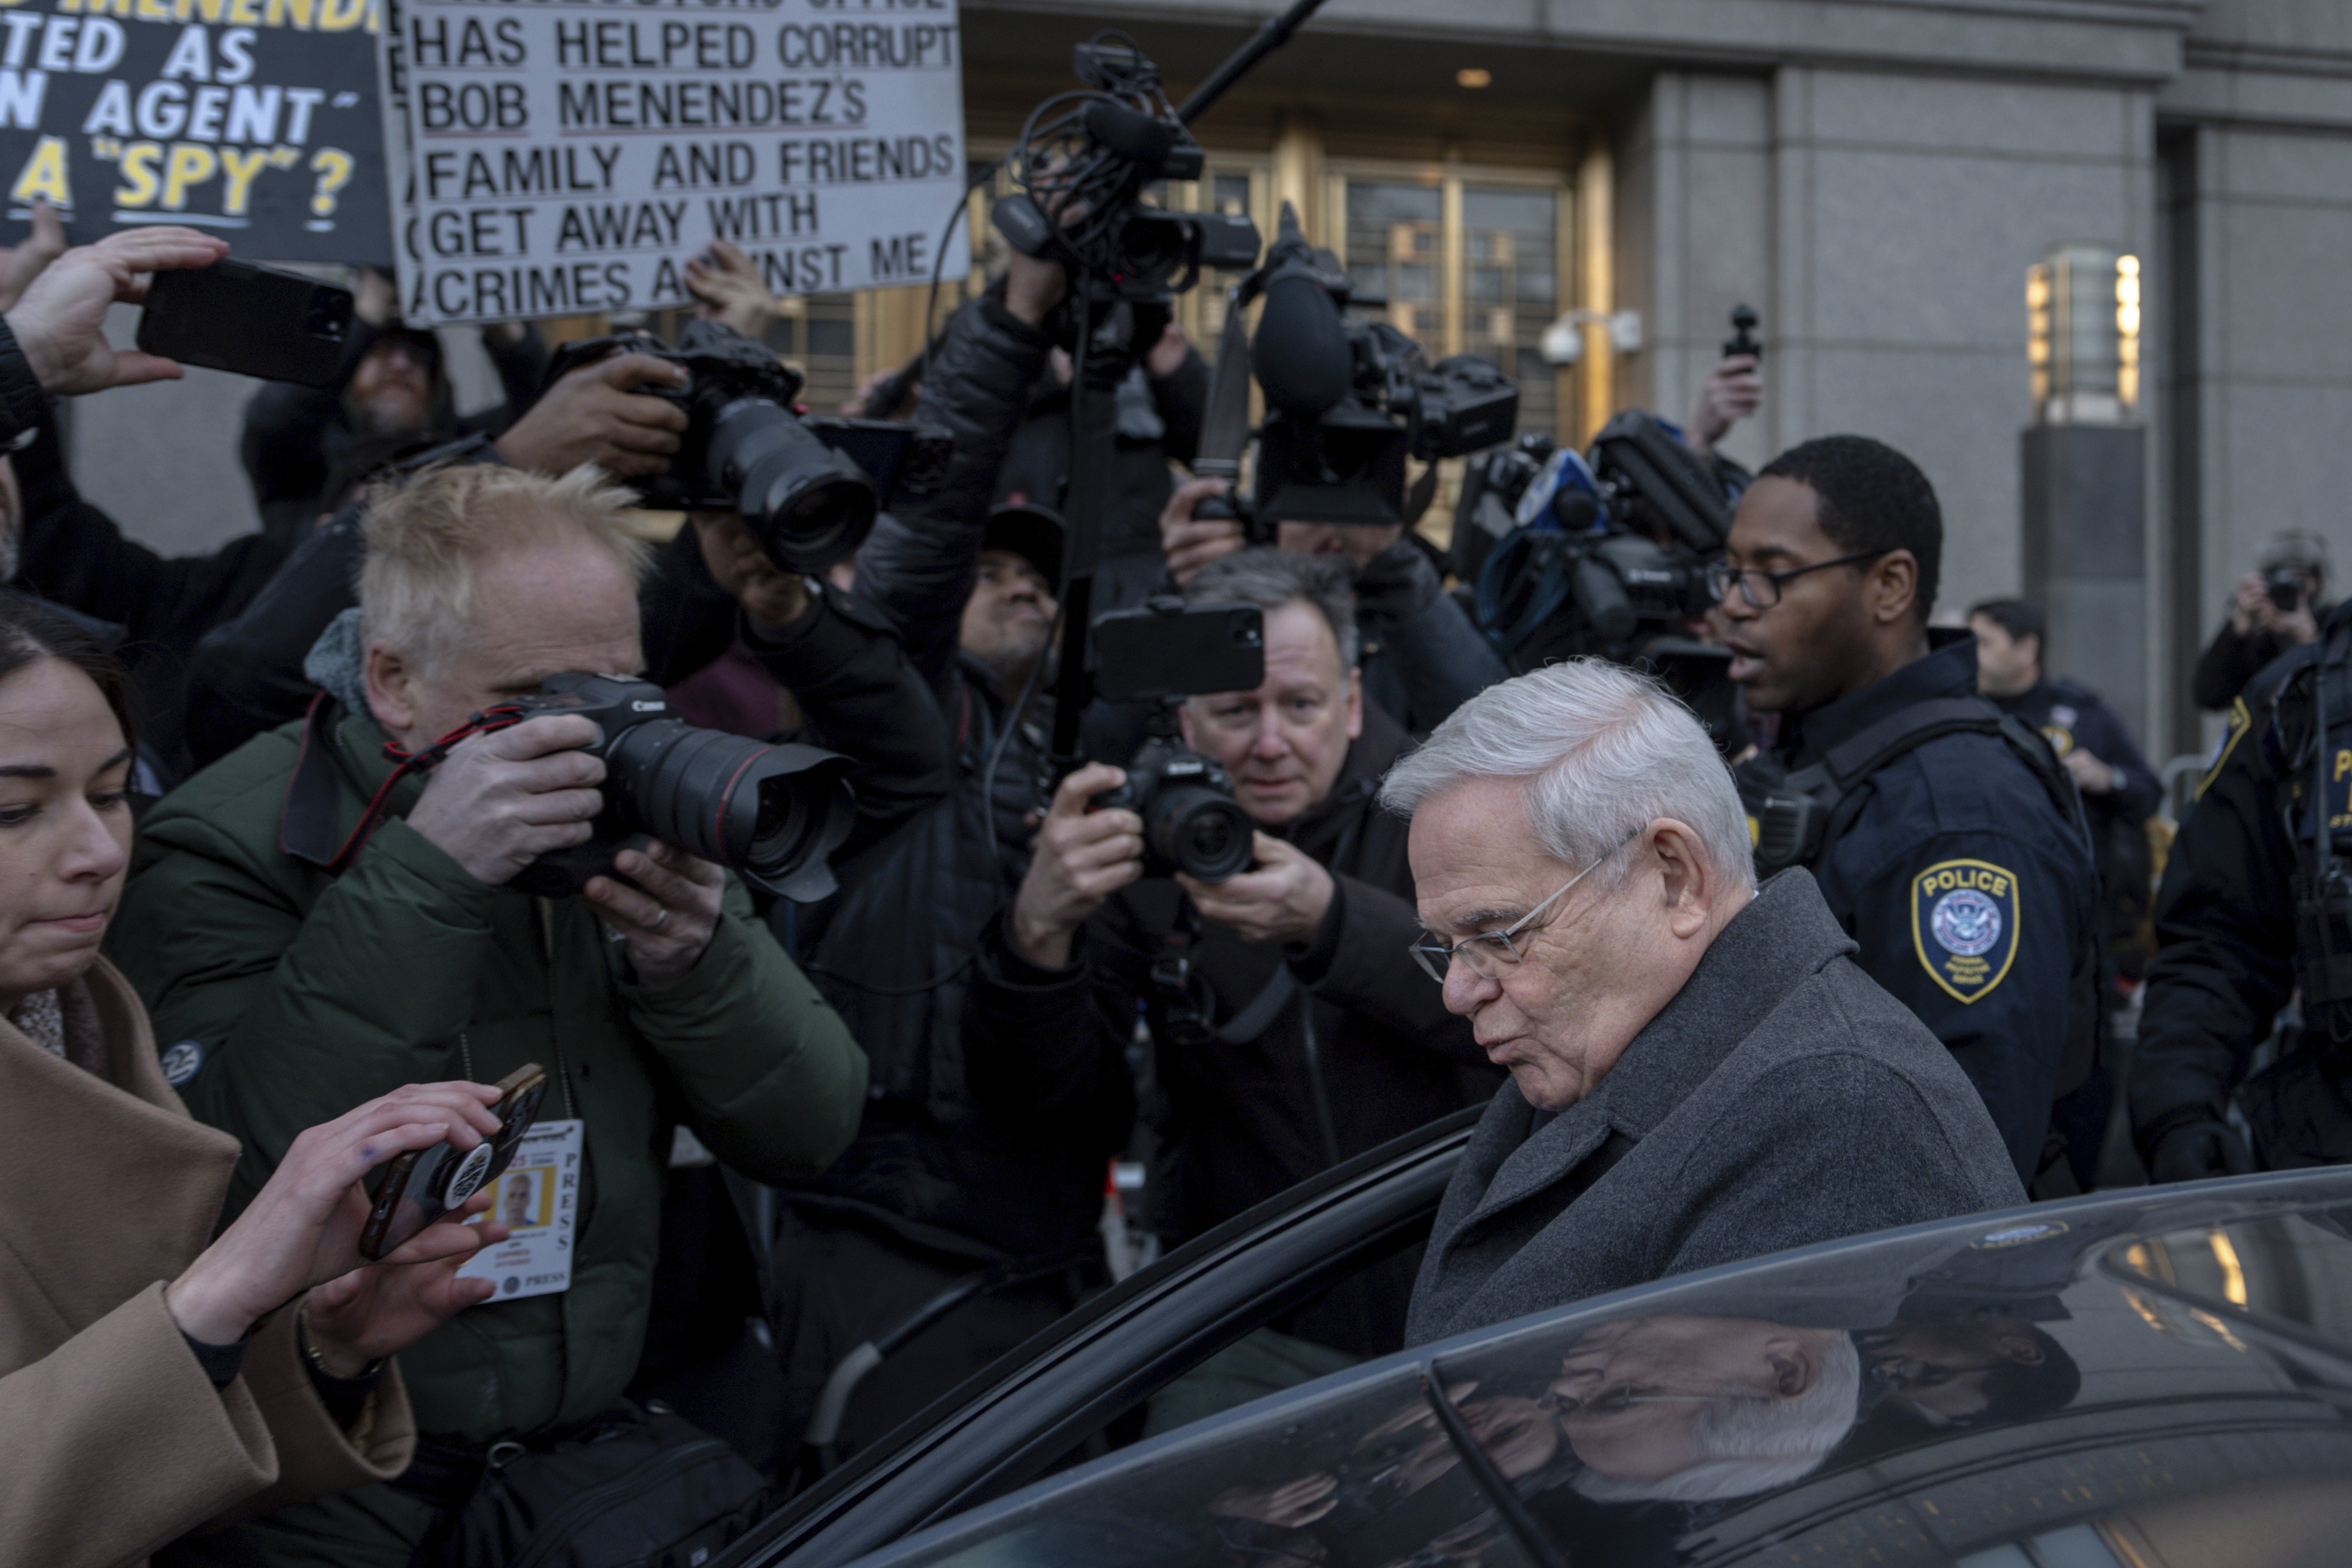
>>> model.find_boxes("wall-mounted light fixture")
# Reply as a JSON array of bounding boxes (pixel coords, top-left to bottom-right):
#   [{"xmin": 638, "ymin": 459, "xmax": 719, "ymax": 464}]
[
  {"xmin": 1539, "ymin": 307, "xmax": 1642, "ymax": 366},
  {"xmin": 1456, "ymin": 67, "xmax": 1492, "ymax": 88},
  {"xmin": 2028, "ymin": 243, "xmax": 2140, "ymax": 424}
]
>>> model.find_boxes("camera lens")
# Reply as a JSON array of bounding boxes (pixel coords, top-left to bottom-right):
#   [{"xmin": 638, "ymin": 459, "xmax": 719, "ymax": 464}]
[
  {"xmin": 705, "ymin": 397, "xmax": 878, "ymax": 574},
  {"xmin": 1147, "ymin": 786, "xmax": 1255, "ymax": 883},
  {"xmin": 601, "ymin": 720, "xmax": 857, "ymax": 901}
]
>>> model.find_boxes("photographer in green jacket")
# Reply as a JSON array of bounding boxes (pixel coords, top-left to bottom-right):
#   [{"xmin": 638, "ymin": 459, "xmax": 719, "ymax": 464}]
[{"xmin": 111, "ymin": 462, "xmax": 868, "ymax": 1567}]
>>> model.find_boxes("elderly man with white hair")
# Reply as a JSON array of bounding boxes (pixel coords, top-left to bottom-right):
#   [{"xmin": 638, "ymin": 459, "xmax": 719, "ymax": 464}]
[{"xmin": 1386, "ymin": 659, "xmax": 2022, "ymax": 1347}]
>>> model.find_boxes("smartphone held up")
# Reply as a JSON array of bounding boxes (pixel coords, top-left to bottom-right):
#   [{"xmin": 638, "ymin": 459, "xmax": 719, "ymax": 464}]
[
  {"xmin": 134, "ymin": 259, "xmax": 356, "ymax": 387},
  {"xmin": 357, "ymin": 1064, "xmax": 548, "ymax": 1262}
]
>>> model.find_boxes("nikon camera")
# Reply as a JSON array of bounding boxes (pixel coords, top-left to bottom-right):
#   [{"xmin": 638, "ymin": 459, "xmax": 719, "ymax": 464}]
[
  {"xmin": 542, "ymin": 320, "xmax": 951, "ymax": 574},
  {"xmin": 1080, "ymin": 597, "xmax": 1265, "ymax": 885},
  {"xmin": 496, "ymin": 673, "xmax": 856, "ymax": 903}
]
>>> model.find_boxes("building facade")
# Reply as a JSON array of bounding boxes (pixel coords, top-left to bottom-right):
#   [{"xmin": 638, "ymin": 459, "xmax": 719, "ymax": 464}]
[{"xmin": 76, "ymin": 0, "xmax": 2352, "ymax": 762}]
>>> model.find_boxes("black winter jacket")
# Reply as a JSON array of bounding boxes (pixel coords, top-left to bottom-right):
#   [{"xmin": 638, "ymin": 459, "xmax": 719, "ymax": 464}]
[
  {"xmin": 968, "ymin": 700, "xmax": 1498, "ymax": 1354},
  {"xmin": 0, "ymin": 320, "xmax": 289, "ymax": 782},
  {"xmin": 767, "ymin": 287, "xmax": 1137, "ymax": 1264}
]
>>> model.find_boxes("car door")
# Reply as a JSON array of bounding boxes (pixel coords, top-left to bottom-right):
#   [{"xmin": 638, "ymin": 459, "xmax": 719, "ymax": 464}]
[
  {"xmin": 721, "ymin": 1107, "xmax": 1484, "ymax": 1568},
  {"xmin": 829, "ymin": 1169, "xmax": 2352, "ymax": 1568}
]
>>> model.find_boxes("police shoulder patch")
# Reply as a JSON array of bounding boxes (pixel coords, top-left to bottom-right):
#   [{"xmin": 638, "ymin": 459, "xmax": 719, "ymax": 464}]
[
  {"xmin": 2198, "ymin": 697, "xmax": 2252, "ymax": 801},
  {"xmin": 1911, "ymin": 858, "xmax": 2020, "ymax": 1005}
]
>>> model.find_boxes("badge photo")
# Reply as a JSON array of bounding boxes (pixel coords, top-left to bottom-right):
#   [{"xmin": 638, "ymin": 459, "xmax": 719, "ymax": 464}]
[{"xmin": 1911, "ymin": 858, "xmax": 2021, "ymax": 1005}]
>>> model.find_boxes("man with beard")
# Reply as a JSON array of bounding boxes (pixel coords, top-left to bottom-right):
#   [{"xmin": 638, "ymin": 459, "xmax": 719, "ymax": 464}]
[{"xmin": 1713, "ymin": 436, "xmax": 2100, "ymax": 1187}]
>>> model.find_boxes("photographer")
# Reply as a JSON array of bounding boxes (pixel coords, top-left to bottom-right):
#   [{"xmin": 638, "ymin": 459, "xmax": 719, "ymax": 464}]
[
  {"xmin": 1158, "ymin": 476, "xmax": 1507, "ymax": 736},
  {"xmin": 2193, "ymin": 530, "xmax": 2332, "ymax": 711},
  {"xmin": 665, "ymin": 245, "xmax": 1140, "ymax": 1461},
  {"xmin": 111, "ymin": 462, "xmax": 866, "ymax": 1566},
  {"xmin": 969, "ymin": 547, "xmax": 1491, "ymax": 1363}
]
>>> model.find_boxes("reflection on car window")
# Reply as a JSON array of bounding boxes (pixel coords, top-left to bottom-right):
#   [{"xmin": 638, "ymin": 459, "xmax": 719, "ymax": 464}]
[{"xmin": 868, "ymin": 1197, "xmax": 2352, "ymax": 1568}]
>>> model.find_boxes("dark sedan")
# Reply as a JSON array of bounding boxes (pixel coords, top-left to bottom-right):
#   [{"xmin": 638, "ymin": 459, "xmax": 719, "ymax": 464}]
[{"xmin": 725, "ymin": 1111, "xmax": 2352, "ymax": 1568}]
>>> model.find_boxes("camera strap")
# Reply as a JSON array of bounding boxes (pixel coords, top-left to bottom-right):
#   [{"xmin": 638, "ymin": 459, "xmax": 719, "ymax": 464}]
[{"xmin": 280, "ymin": 692, "xmax": 527, "ymax": 873}]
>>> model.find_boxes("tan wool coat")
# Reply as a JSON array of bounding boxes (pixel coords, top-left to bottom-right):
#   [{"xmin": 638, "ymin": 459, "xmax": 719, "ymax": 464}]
[{"xmin": 0, "ymin": 957, "xmax": 417, "ymax": 1568}]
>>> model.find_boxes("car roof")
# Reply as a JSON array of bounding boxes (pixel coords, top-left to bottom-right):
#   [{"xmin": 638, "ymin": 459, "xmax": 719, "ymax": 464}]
[{"xmin": 847, "ymin": 1169, "xmax": 2352, "ymax": 1568}]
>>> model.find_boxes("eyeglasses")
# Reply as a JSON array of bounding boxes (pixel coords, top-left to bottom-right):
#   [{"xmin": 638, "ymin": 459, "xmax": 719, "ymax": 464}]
[
  {"xmin": 1408, "ymin": 832, "xmax": 1636, "ymax": 985},
  {"xmin": 1707, "ymin": 549, "xmax": 1893, "ymax": 610}
]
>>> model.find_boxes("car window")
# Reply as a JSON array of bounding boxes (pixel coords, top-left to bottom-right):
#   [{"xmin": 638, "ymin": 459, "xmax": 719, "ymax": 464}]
[{"xmin": 851, "ymin": 1190, "xmax": 2352, "ymax": 1568}]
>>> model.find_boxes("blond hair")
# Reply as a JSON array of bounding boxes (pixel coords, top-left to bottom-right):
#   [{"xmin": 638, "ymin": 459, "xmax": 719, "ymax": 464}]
[{"xmin": 358, "ymin": 464, "xmax": 650, "ymax": 678}]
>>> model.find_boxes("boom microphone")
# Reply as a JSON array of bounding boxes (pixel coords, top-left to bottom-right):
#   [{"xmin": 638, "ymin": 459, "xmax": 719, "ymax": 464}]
[{"xmin": 1249, "ymin": 204, "xmax": 1353, "ymax": 418}]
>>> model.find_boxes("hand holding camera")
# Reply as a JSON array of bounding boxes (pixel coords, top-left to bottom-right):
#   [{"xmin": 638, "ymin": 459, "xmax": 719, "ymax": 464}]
[
  {"xmin": 407, "ymin": 714, "xmax": 609, "ymax": 887},
  {"xmin": 1178, "ymin": 832, "xmax": 1334, "ymax": 947},
  {"xmin": 493, "ymin": 351, "xmax": 691, "ymax": 480},
  {"xmin": 1161, "ymin": 476, "xmax": 1247, "ymax": 587},
  {"xmin": 1009, "ymin": 762, "xmax": 1145, "ymax": 970},
  {"xmin": 581, "ymin": 841, "xmax": 726, "ymax": 988},
  {"xmin": 692, "ymin": 508, "xmax": 811, "ymax": 635},
  {"xmin": 163, "ymin": 1081, "xmax": 509, "ymax": 1352},
  {"xmin": 2233, "ymin": 571, "xmax": 2320, "ymax": 645}
]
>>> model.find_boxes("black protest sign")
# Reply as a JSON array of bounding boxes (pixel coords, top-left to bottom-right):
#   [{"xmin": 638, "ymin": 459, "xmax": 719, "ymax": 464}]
[{"xmin": 0, "ymin": 0, "xmax": 388, "ymax": 261}]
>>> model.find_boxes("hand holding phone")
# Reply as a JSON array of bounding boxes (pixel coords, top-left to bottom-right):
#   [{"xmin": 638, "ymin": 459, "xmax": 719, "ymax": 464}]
[
  {"xmin": 358, "ymin": 1064, "xmax": 549, "ymax": 1262},
  {"xmin": 5, "ymin": 225, "xmax": 228, "ymax": 396}
]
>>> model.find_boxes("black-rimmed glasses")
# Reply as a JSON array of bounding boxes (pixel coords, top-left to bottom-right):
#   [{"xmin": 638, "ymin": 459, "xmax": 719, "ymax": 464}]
[{"xmin": 1707, "ymin": 549, "xmax": 1892, "ymax": 609}]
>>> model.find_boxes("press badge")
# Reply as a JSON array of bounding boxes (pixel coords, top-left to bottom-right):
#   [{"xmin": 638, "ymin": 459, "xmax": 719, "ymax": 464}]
[{"xmin": 457, "ymin": 1118, "xmax": 584, "ymax": 1302}]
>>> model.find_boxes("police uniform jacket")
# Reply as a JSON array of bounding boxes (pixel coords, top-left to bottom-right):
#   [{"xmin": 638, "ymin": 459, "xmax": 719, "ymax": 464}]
[
  {"xmin": 1758, "ymin": 631, "xmax": 2100, "ymax": 1181},
  {"xmin": 2131, "ymin": 599, "xmax": 2352, "ymax": 1166},
  {"xmin": 1989, "ymin": 678, "xmax": 2161, "ymax": 830}
]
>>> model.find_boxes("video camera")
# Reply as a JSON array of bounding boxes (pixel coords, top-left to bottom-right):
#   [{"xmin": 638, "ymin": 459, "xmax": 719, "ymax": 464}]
[
  {"xmin": 544, "ymin": 320, "xmax": 952, "ymax": 575},
  {"xmin": 1199, "ymin": 204, "xmax": 1518, "ymax": 535},
  {"xmin": 994, "ymin": 37, "xmax": 1260, "ymax": 299},
  {"xmin": 1461, "ymin": 409, "xmax": 1744, "ymax": 748}
]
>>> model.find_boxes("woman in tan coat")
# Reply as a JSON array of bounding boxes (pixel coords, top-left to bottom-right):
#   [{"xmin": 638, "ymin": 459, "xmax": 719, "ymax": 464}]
[{"xmin": 0, "ymin": 593, "xmax": 514, "ymax": 1568}]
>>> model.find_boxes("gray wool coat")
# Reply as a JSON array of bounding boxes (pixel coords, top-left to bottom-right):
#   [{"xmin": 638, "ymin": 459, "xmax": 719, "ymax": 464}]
[{"xmin": 1405, "ymin": 868, "xmax": 2027, "ymax": 1347}]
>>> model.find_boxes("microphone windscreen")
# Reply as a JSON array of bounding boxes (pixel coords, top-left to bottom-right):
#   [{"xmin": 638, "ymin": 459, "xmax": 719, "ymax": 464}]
[{"xmin": 1252, "ymin": 272, "xmax": 1354, "ymax": 417}]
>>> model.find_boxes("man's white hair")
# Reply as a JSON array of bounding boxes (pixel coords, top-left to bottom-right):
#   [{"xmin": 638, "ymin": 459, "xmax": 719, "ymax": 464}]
[
  {"xmin": 1378, "ymin": 659, "xmax": 1755, "ymax": 894},
  {"xmin": 1571, "ymin": 1331, "xmax": 1861, "ymax": 1504}
]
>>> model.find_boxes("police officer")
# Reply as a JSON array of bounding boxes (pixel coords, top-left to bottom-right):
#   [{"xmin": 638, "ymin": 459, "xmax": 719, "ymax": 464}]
[
  {"xmin": 1718, "ymin": 435, "xmax": 2101, "ymax": 1186},
  {"xmin": 2132, "ymin": 596, "xmax": 2352, "ymax": 1179},
  {"xmin": 1969, "ymin": 596, "xmax": 2163, "ymax": 983}
]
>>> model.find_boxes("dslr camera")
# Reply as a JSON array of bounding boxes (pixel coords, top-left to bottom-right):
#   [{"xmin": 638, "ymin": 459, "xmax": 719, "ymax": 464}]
[
  {"xmin": 490, "ymin": 673, "xmax": 856, "ymax": 902},
  {"xmin": 2267, "ymin": 567, "xmax": 2308, "ymax": 613},
  {"xmin": 543, "ymin": 320, "xmax": 951, "ymax": 574},
  {"xmin": 1212, "ymin": 204, "xmax": 1517, "ymax": 533},
  {"xmin": 1080, "ymin": 597, "xmax": 1267, "ymax": 884}
]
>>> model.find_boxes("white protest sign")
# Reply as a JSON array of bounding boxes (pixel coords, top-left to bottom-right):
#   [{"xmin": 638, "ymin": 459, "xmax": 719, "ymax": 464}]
[{"xmin": 387, "ymin": 0, "xmax": 965, "ymax": 326}]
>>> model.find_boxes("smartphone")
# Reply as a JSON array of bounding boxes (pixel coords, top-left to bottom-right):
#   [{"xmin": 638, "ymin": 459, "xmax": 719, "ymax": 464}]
[
  {"xmin": 1093, "ymin": 600, "xmax": 1265, "ymax": 704},
  {"xmin": 134, "ymin": 260, "xmax": 356, "ymax": 388},
  {"xmin": 357, "ymin": 1063, "xmax": 548, "ymax": 1262}
]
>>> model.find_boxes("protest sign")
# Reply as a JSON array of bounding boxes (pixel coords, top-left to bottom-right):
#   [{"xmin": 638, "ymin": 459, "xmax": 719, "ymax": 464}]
[
  {"xmin": 0, "ymin": 0, "xmax": 390, "ymax": 260},
  {"xmin": 388, "ymin": 0, "xmax": 966, "ymax": 327}
]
